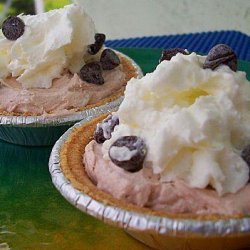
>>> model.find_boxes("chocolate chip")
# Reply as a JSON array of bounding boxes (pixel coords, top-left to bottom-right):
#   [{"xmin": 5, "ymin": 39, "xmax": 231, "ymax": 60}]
[
  {"xmin": 88, "ymin": 33, "xmax": 106, "ymax": 55},
  {"xmin": 88, "ymin": 43, "xmax": 102, "ymax": 55},
  {"xmin": 94, "ymin": 114, "xmax": 119, "ymax": 144},
  {"xmin": 241, "ymin": 145, "xmax": 250, "ymax": 182},
  {"xmin": 109, "ymin": 136, "xmax": 147, "ymax": 172},
  {"xmin": 100, "ymin": 49, "xmax": 120, "ymax": 70},
  {"xmin": 203, "ymin": 44, "xmax": 237, "ymax": 71},
  {"xmin": 79, "ymin": 62, "xmax": 104, "ymax": 85},
  {"xmin": 95, "ymin": 33, "xmax": 106, "ymax": 45},
  {"xmin": 159, "ymin": 48, "xmax": 188, "ymax": 63},
  {"xmin": 2, "ymin": 16, "xmax": 25, "ymax": 41}
]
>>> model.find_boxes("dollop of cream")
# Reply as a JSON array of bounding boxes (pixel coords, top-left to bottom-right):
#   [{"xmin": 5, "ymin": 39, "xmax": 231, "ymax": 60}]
[
  {"xmin": 0, "ymin": 4, "xmax": 95, "ymax": 89},
  {"xmin": 102, "ymin": 52, "xmax": 250, "ymax": 196}
]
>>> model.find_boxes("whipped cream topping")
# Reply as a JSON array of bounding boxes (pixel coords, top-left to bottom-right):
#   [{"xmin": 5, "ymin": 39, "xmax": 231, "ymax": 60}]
[
  {"xmin": 99, "ymin": 114, "xmax": 119, "ymax": 139},
  {"xmin": 102, "ymin": 52, "xmax": 250, "ymax": 195},
  {"xmin": 0, "ymin": 4, "xmax": 95, "ymax": 89}
]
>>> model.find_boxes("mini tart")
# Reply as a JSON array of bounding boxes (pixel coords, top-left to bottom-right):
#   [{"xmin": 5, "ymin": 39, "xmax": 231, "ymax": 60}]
[
  {"xmin": 0, "ymin": 53, "xmax": 138, "ymax": 117},
  {"xmin": 60, "ymin": 113, "xmax": 245, "ymax": 221}
]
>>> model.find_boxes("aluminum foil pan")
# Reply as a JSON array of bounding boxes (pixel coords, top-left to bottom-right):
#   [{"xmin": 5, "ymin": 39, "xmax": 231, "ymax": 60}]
[
  {"xmin": 0, "ymin": 51, "xmax": 143, "ymax": 146},
  {"xmin": 49, "ymin": 115, "xmax": 250, "ymax": 250}
]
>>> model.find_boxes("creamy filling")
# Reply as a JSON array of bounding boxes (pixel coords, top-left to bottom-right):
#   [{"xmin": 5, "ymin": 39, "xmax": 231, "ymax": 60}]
[
  {"xmin": 84, "ymin": 140, "xmax": 250, "ymax": 215},
  {"xmin": 0, "ymin": 65, "xmax": 125, "ymax": 116}
]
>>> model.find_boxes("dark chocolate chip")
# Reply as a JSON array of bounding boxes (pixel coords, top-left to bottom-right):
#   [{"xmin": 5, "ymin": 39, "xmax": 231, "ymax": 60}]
[
  {"xmin": 94, "ymin": 114, "xmax": 119, "ymax": 144},
  {"xmin": 95, "ymin": 33, "xmax": 106, "ymax": 45},
  {"xmin": 203, "ymin": 44, "xmax": 237, "ymax": 71},
  {"xmin": 100, "ymin": 49, "xmax": 120, "ymax": 70},
  {"xmin": 88, "ymin": 43, "xmax": 102, "ymax": 55},
  {"xmin": 109, "ymin": 136, "xmax": 147, "ymax": 172},
  {"xmin": 2, "ymin": 16, "xmax": 25, "ymax": 41},
  {"xmin": 159, "ymin": 48, "xmax": 188, "ymax": 63},
  {"xmin": 241, "ymin": 145, "xmax": 250, "ymax": 182},
  {"xmin": 79, "ymin": 62, "xmax": 104, "ymax": 85},
  {"xmin": 87, "ymin": 33, "xmax": 106, "ymax": 55}
]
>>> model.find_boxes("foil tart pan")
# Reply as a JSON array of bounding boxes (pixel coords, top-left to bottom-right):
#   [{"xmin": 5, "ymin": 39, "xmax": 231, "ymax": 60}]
[
  {"xmin": 49, "ymin": 115, "xmax": 250, "ymax": 250},
  {"xmin": 0, "ymin": 51, "xmax": 143, "ymax": 146}
]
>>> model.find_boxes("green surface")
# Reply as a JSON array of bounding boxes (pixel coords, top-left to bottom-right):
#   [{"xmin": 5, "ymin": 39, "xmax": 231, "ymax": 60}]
[
  {"xmin": 0, "ymin": 0, "xmax": 70, "ymax": 16},
  {"xmin": 0, "ymin": 140, "xmax": 150, "ymax": 250},
  {"xmin": 44, "ymin": 0, "xmax": 71, "ymax": 12},
  {"xmin": 117, "ymin": 48, "xmax": 250, "ymax": 80},
  {"xmin": 0, "ymin": 48, "xmax": 249, "ymax": 250}
]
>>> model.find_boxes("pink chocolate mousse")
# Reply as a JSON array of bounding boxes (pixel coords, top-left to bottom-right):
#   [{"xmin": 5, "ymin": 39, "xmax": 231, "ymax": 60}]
[
  {"xmin": 84, "ymin": 140, "xmax": 250, "ymax": 215},
  {"xmin": 0, "ymin": 66, "xmax": 125, "ymax": 116}
]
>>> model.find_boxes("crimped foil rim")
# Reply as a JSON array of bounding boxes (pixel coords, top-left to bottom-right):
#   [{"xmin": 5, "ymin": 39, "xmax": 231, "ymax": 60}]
[
  {"xmin": 49, "ymin": 115, "xmax": 250, "ymax": 237},
  {"xmin": 0, "ymin": 50, "xmax": 143, "ymax": 127}
]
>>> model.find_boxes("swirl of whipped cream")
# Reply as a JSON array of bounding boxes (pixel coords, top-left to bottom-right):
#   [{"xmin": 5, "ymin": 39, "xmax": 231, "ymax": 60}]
[
  {"xmin": 0, "ymin": 4, "xmax": 95, "ymax": 89},
  {"xmin": 102, "ymin": 52, "xmax": 250, "ymax": 196}
]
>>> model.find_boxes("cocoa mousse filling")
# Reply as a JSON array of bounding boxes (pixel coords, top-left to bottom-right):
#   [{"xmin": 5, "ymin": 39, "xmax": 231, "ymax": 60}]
[
  {"xmin": 84, "ymin": 140, "xmax": 250, "ymax": 216},
  {"xmin": 0, "ymin": 55, "xmax": 137, "ymax": 116}
]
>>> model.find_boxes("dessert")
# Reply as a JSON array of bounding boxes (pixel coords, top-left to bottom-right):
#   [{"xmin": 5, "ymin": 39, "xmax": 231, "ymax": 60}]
[
  {"xmin": 0, "ymin": 4, "xmax": 139, "ymax": 117},
  {"xmin": 60, "ymin": 44, "xmax": 250, "ymax": 216}
]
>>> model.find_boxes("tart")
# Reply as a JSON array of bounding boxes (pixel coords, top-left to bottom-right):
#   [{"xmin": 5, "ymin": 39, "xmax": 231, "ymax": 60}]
[
  {"xmin": 51, "ymin": 45, "xmax": 250, "ymax": 249},
  {"xmin": 51, "ymin": 114, "xmax": 250, "ymax": 250},
  {"xmin": 0, "ymin": 5, "xmax": 140, "ymax": 117},
  {"xmin": 0, "ymin": 4, "xmax": 142, "ymax": 145}
]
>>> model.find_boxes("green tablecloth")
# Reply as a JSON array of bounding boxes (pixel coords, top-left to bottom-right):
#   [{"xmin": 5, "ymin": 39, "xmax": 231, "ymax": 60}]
[{"xmin": 0, "ymin": 48, "xmax": 249, "ymax": 250}]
